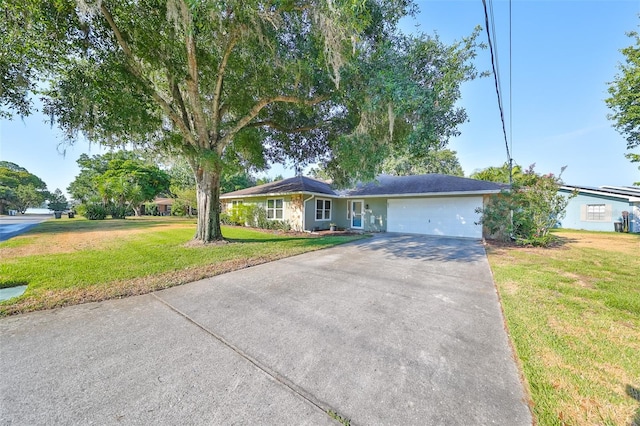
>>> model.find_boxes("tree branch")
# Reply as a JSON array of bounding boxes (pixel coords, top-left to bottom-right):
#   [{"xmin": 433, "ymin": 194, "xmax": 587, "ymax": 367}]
[
  {"xmin": 169, "ymin": 74, "xmax": 191, "ymax": 132},
  {"xmin": 178, "ymin": 0, "xmax": 208, "ymax": 148},
  {"xmin": 218, "ymin": 95, "xmax": 329, "ymax": 150},
  {"xmin": 99, "ymin": 4, "xmax": 196, "ymax": 146},
  {"xmin": 211, "ymin": 31, "xmax": 239, "ymax": 138},
  {"xmin": 247, "ymin": 120, "xmax": 322, "ymax": 133}
]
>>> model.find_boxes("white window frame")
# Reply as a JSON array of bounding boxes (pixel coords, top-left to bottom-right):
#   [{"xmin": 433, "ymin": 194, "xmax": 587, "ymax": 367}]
[
  {"xmin": 266, "ymin": 198, "xmax": 284, "ymax": 220},
  {"xmin": 586, "ymin": 204, "xmax": 606, "ymax": 221},
  {"xmin": 587, "ymin": 204, "xmax": 606, "ymax": 222},
  {"xmin": 315, "ymin": 198, "xmax": 332, "ymax": 221}
]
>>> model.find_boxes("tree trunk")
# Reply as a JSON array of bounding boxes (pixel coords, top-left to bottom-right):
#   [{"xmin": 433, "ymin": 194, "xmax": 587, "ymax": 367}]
[{"xmin": 193, "ymin": 164, "xmax": 223, "ymax": 242}]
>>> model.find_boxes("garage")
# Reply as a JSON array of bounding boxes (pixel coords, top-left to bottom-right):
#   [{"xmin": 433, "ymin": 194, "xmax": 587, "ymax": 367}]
[{"xmin": 387, "ymin": 196, "xmax": 484, "ymax": 238}]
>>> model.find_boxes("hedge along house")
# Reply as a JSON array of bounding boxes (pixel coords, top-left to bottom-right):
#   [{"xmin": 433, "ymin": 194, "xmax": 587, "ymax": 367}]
[
  {"xmin": 558, "ymin": 185, "xmax": 640, "ymax": 233},
  {"xmin": 220, "ymin": 174, "xmax": 505, "ymax": 239}
]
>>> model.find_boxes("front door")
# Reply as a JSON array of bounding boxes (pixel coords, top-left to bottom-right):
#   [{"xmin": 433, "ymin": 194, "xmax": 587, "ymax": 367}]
[{"xmin": 351, "ymin": 200, "xmax": 364, "ymax": 229}]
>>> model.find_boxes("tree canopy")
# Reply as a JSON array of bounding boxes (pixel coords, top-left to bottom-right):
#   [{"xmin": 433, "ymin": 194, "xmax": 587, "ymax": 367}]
[
  {"xmin": 606, "ymin": 29, "xmax": 640, "ymax": 184},
  {"xmin": 47, "ymin": 188, "xmax": 69, "ymax": 212},
  {"xmin": 0, "ymin": 161, "xmax": 49, "ymax": 214},
  {"xmin": 380, "ymin": 149, "xmax": 464, "ymax": 176},
  {"xmin": 2, "ymin": 1, "xmax": 483, "ymax": 241},
  {"xmin": 68, "ymin": 151, "xmax": 170, "ymax": 216},
  {"xmin": 470, "ymin": 162, "xmax": 526, "ymax": 184}
]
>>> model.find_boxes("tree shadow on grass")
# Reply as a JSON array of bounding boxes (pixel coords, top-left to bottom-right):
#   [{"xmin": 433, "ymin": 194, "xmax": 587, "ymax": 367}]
[
  {"xmin": 627, "ymin": 384, "xmax": 640, "ymax": 426},
  {"xmin": 485, "ymin": 234, "xmax": 580, "ymax": 251},
  {"xmin": 225, "ymin": 235, "xmax": 360, "ymax": 244},
  {"xmin": 225, "ymin": 237, "xmax": 306, "ymax": 243},
  {"xmin": 19, "ymin": 218, "xmax": 192, "ymax": 236}
]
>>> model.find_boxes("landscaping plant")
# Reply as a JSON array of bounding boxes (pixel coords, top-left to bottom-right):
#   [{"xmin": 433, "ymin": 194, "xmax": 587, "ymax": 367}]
[{"xmin": 477, "ymin": 165, "xmax": 575, "ymax": 246}]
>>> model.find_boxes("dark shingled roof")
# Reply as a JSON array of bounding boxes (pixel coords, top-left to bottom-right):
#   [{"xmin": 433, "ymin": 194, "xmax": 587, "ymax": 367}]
[
  {"xmin": 340, "ymin": 174, "xmax": 505, "ymax": 196},
  {"xmin": 221, "ymin": 175, "xmax": 336, "ymax": 197}
]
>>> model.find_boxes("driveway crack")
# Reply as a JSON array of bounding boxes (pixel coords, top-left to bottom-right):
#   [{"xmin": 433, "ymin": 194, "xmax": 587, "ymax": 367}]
[{"xmin": 150, "ymin": 292, "xmax": 344, "ymax": 424}]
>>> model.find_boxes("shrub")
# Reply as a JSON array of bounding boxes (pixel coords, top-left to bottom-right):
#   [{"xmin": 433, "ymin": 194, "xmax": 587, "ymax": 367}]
[
  {"xmin": 144, "ymin": 203, "xmax": 158, "ymax": 216},
  {"xmin": 224, "ymin": 204, "xmax": 291, "ymax": 231},
  {"xmin": 220, "ymin": 212, "xmax": 234, "ymax": 225},
  {"xmin": 171, "ymin": 199, "xmax": 187, "ymax": 216},
  {"xmin": 229, "ymin": 204, "xmax": 249, "ymax": 225},
  {"xmin": 476, "ymin": 165, "xmax": 576, "ymax": 247},
  {"xmin": 110, "ymin": 205, "xmax": 128, "ymax": 219},
  {"xmin": 83, "ymin": 203, "xmax": 108, "ymax": 220}
]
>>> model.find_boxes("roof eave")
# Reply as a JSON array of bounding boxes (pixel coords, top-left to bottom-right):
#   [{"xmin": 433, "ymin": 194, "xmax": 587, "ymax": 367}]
[
  {"xmin": 342, "ymin": 189, "xmax": 503, "ymax": 198},
  {"xmin": 220, "ymin": 191, "xmax": 337, "ymax": 199},
  {"xmin": 560, "ymin": 186, "xmax": 635, "ymax": 202}
]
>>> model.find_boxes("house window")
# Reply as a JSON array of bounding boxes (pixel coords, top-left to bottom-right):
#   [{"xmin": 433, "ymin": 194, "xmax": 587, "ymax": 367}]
[
  {"xmin": 267, "ymin": 198, "xmax": 284, "ymax": 219},
  {"xmin": 316, "ymin": 199, "xmax": 331, "ymax": 221},
  {"xmin": 586, "ymin": 204, "xmax": 606, "ymax": 221}
]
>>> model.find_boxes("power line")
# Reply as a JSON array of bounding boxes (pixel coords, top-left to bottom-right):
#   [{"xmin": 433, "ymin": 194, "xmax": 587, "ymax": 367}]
[
  {"xmin": 481, "ymin": 0, "xmax": 511, "ymax": 167},
  {"xmin": 509, "ymin": 0, "xmax": 513, "ymax": 175}
]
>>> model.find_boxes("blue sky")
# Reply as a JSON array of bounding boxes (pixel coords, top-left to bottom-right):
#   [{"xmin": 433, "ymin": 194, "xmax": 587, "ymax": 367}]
[{"xmin": 1, "ymin": 0, "xmax": 639, "ymax": 196}]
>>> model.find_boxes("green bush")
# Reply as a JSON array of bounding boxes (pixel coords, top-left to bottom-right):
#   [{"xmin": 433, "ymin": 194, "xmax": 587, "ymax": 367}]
[
  {"xmin": 516, "ymin": 233, "xmax": 556, "ymax": 247},
  {"xmin": 263, "ymin": 219, "xmax": 291, "ymax": 231},
  {"xmin": 75, "ymin": 204, "xmax": 87, "ymax": 217},
  {"xmin": 171, "ymin": 199, "xmax": 194, "ymax": 217},
  {"xmin": 110, "ymin": 205, "xmax": 128, "ymax": 219},
  {"xmin": 247, "ymin": 205, "xmax": 265, "ymax": 228},
  {"xmin": 229, "ymin": 205, "xmax": 248, "ymax": 225},
  {"xmin": 476, "ymin": 166, "xmax": 575, "ymax": 247},
  {"xmin": 220, "ymin": 212, "xmax": 234, "ymax": 225},
  {"xmin": 83, "ymin": 203, "xmax": 108, "ymax": 220},
  {"xmin": 224, "ymin": 204, "xmax": 291, "ymax": 231},
  {"xmin": 144, "ymin": 203, "xmax": 158, "ymax": 216}
]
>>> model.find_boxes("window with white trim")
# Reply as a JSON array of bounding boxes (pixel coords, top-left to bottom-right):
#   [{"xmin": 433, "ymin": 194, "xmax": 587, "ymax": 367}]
[
  {"xmin": 586, "ymin": 204, "xmax": 606, "ymax": 221},
  {"xmin": 315, "ymin": 198, "xmax": 331, "ymax": 221},
  {"xmin": 267, "ymin": 198, "xmax": 284, "ymax": 219}
]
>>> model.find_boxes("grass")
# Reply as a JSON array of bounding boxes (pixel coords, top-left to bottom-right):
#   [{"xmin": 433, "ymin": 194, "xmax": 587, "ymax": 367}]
[
  {"xmin": 486, "ymin": 229, "xmax": 640, "ymax": 426},
  {"xmin": 0, "ymin": 216, "xmax": 365, "ymax": 316},
  {"xmin": 327, "ymin": 410, "xmax": 351, "ymax": 425}
]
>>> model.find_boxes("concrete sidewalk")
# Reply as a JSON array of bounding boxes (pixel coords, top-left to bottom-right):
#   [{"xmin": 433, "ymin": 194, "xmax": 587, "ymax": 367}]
[{"xmin": 0, "ymin": 234, "xmax": 532, "ymax": 425}]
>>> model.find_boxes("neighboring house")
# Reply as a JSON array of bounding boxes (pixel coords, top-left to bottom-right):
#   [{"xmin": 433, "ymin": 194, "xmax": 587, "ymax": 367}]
[
  {"xmin": 143, "ymin": 197, "xmax": 173, "ymax": 216},
  {"xmin": 559, "ymin": 185, "xmax": 640, "ymax": 233},
  {"xmin": 221, "ymin": 174, "xmax": 504, "ymax": 239}
]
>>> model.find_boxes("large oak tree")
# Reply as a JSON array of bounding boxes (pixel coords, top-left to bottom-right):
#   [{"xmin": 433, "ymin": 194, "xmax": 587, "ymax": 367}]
[{"xmin": 2, "ymin": 0, "xmax": 482, "ymax": 241}]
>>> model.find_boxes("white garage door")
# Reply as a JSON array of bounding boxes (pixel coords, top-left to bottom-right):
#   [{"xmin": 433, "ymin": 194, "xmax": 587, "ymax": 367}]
[{"xmin": 387, "ymin": 197, "xmax": 483, "ymax": 238}]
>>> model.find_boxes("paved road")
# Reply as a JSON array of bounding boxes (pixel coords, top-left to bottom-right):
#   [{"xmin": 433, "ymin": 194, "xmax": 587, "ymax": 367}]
[
  {"xmin": 0, "ymin": 234, "xmax": 532, "ymax": 425},
  {"xmin": 0, "ymin": 214, "xmax": 50, "ymax": 242}
]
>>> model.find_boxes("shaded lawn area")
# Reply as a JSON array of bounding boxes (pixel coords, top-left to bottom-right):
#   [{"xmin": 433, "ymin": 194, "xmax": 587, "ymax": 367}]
[
  {"xmin": 487, "ymin": 230, "xmax": 640, "ymax": 426},
  {"xmin": 0, "ymin": 216, "xmax": 365, "ymax": 316}
]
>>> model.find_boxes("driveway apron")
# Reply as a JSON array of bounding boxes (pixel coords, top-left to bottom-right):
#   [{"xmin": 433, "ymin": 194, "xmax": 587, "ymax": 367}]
[{"xmin": 0, "ymin": 234, "xmax": 531, "ymax": 425}]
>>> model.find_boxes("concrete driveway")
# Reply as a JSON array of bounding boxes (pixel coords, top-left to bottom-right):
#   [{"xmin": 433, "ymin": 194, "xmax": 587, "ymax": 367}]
[{"xmin": 0, "ymin": 234, "xmax": 532, "ymax": 425}]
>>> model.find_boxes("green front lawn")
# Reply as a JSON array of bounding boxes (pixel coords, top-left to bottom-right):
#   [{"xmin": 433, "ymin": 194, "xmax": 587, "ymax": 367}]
[
  {"xmin": 0, "ymin": 216, "xmax": 365, "ymax": 316},
  {"xmin": 487, "ymin": 230, "xmax": 640, "ymax": 426}
]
